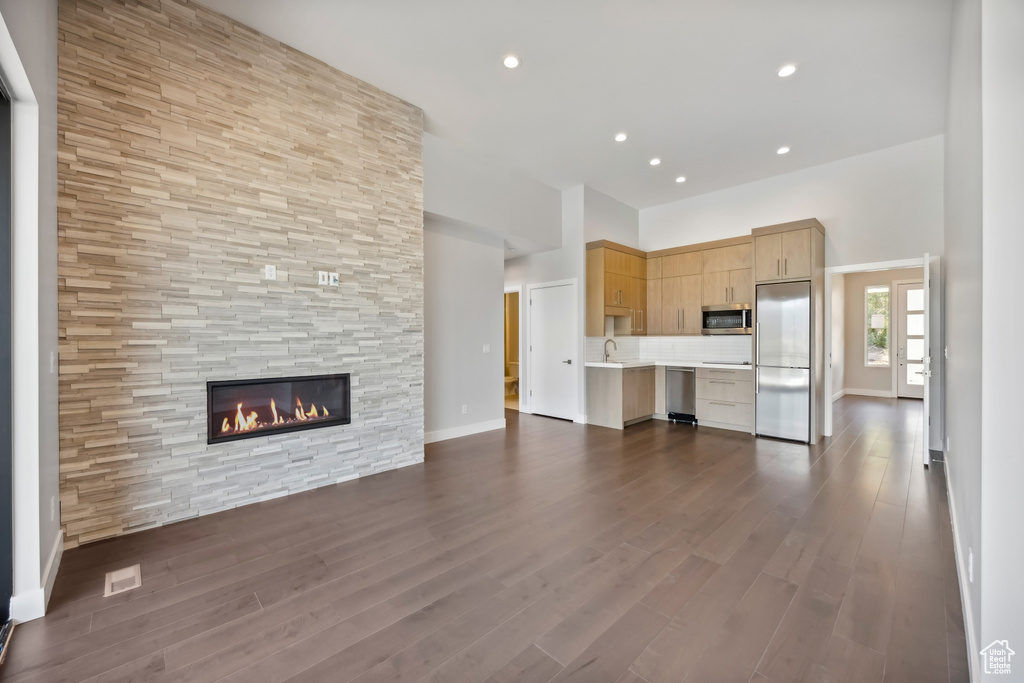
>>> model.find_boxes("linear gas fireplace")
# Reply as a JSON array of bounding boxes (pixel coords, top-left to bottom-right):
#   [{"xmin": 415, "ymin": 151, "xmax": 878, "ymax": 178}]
[{"xmin": 207, "ymin": 373, "xmax": 351, "ymax": 444}]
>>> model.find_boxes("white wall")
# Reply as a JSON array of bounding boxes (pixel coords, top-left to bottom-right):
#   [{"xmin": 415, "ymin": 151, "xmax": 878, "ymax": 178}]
[
  {"xmin": 0, "ymin": 0, "xmax": 61, "ymax": 622},
  {"xmin": 583, "ymin": 186, "xmax": 639, "ymax": 248},
  {"xmin": 943, "ymin": 0, "xmax": 983, "ymax": 664},
  {"xmin": 979, "ymin": 0, "xmax": 1024, "ymax": 659},
  {"xmin": 830, "ymin": 274, "xmax": 845, "ymax": 399},
  {"xmin": 423, "ymin": 132, "xmax": 562, "ymax": 256},
  {"xmin": 505, "ymin": 186, "xmax": 587, "ymax": 422},
  {"xmin": 640, "ymin": 136, "xmax": 945, "ymax": 267},
  {"xmin": 423, "ymin": 217, "xmax": 506, "ymax": 442}
]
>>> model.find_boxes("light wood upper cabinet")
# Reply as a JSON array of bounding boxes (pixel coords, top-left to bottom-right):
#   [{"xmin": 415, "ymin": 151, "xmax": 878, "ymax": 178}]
[
  {"xmin": 662, "ymin": 251, "xmax": 702, "ymax": 278},
  {"xmin": 605, "ymin": 272, "xmax": 630, "ymax": 308},
  {"xmin": 662, "ymin": 274, "xmax": 702, "ymax": 334},
  {"xmin": 646, "ymin": 278, "xmax": 662, "ymax": 335},
  {"xmin": 630, "ymin": 277, "xmax": 647, "ymax": 335},
  {"xmin": 754, "ymin": 233, "xmax": 783, "ymax": 282},
  {"xmin": 702, "ymin": 271, "xmax": 730, "ymax": 306},
  {"xmin": 781, "ymin": 229, "xmax": 811, "ymax": 279},
  {"xmin": 702, "ymin": 244, "xmax": 751, "ymax": 273},
  {"xmin": 730, "ymin": 268, "xmax": 753, "ymax": 305},
  {"xmin": 646, "ymin": 256, "xmax": 663, "ymax": 281},
  {"xmin": 754, "ymin": 228, "xmax": 812, "ymax": 282},
  {"xmin": 703, "ymin": 268, "xmax": 752, "ymax": 306}
]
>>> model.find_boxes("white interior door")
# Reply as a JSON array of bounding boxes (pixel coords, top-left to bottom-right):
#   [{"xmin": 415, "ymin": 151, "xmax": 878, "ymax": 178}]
[
  {"xmin": 528, "ymin": 283, "xmax": 577, "ymax": 420},
  {"xmin": 896, "ymin": 281, "xmax": 925, "ymax": 399},
  {"xmin": 925, "ymin": 254, "xmax": 943, "ymax": 464}
]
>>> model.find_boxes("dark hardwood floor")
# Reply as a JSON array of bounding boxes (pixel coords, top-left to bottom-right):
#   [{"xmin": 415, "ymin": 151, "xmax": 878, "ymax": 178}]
[{"xmin": 1, "ymin": 396, "xmax": 969, "ymax": 682}]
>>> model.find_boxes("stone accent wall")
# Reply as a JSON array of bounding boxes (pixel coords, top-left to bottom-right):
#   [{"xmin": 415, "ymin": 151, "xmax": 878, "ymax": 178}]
[{"xmin": 57, "ymin": 0, "xmax": 424, "ymax": 548}]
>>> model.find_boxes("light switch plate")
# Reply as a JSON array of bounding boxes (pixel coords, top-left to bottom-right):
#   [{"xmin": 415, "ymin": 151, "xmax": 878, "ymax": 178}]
[
  {"xmin": 482, "ymin": 344, "xmax": 490, "ymax": 354},
  {"xmin": 329, "ymin": 272, "xmax": 340, "ymax": 286},
  {"xmin": 264, "ymin": 264, "xmax": 276, "ymax": 280},
  {"xmin": 318, "ymin": 271, "xmax": 329, "ymax": 285}
]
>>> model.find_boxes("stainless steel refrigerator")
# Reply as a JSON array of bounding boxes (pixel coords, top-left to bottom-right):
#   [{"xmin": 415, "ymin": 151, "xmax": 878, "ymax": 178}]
[{"xmin": 755, "ymin": 281, "xmax": 811, "ymax": 442}]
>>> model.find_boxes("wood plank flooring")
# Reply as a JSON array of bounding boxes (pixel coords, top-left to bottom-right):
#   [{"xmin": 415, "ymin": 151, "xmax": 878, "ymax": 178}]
[{"xmin": 1, "ymin": 396, "xmax": 969, "ymax": 682}]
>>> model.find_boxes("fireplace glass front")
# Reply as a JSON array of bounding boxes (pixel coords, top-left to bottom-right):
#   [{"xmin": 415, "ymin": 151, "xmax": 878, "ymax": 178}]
[{"xmin": 207, "ymin": 374, "xmax": 351, "ymax": 444}]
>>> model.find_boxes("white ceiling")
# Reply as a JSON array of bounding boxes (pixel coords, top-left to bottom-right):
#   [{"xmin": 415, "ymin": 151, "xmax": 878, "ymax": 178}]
[{"xmin": 200, "ymin": 0, "xmax": 953, "ymax": 210}]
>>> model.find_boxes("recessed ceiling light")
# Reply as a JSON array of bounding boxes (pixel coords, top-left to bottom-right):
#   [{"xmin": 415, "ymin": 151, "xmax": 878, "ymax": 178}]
[
  {"xmin": 649, "ymin": 158, "xmax": 661, "ymax": 166},
  {"xmin": 503, "ymin": 55, "xmax": 520, "ymax": 69},
  {"xmin": 508, "ymin": 247, "xmax": 517, "ymax": 252},
  {"xmin": 777, "ymin": 146, "xmax": 790, "ymax": 155},
  {"xmin": 614, "ymin": 132, "xmax": 628, "ymax": 142},
  {"xmin": 778, "ymin": 64, "xmax": 797, "ymax": 78},
  {"xmin": 676, "ymin": 176, "xmax": 686, "ymax": 183}
]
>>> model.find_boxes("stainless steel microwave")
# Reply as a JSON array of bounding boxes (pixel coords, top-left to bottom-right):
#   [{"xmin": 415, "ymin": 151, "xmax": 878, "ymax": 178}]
[{"xmin": 702, "ymin": 304, "xmax": 752, "ymax": 335}]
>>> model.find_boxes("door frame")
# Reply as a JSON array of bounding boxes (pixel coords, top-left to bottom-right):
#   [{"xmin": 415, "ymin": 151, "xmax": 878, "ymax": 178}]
[
  {"xmin": 1, "ymin": 11, "xmax": 63, "ymax": 623},
  {"xmin": 892, "ymin": 278, "xmax": 925, "ymax": 400},
  {"xmin": 503, "ymin": 285, "xmax": 523, "ymax": 411},
  {"xmin": 524, "ymin": 279, "xmax": 579, "ymax": 420},
  {"xmin": 823, "ymin": 256, "xmax": 924, "ymax": 437}
]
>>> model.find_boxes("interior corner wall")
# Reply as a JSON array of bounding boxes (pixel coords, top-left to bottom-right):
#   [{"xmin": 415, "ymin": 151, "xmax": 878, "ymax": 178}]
[
  {"xmin": 0, "ymin": 0, "xmax": 61, "ymax": 621},
  {"xmin": 830, "ymin": 274, "xmax": 845, "ymax": 398},
  {"xmin": 583, "ymin": 186, "xmax": 640, "ymax": 248},
  {"xmin": 842, "ymin": 268, "xmax": 924, "ymax": 395},
  {"xmin": 504, "ymin": 186, "xmax": 587, "ymax": 422},
  {"xmin": 943, "ymin": 0, "xmax": 983, "ymax": 663},
  {"xmin": 423, "ymin": 218, "xmax": 505, "ymax": 442},
  {"xmin": 57, "ymin": 0, "xmax": 424, "ymax": 549},
  {"xmin": 980, "ymin": 0, "xmax": 1024, "ymax": 658},
  {"xmin": 639, "ymin": 136, "xmax": 945, "ymax": 267}
]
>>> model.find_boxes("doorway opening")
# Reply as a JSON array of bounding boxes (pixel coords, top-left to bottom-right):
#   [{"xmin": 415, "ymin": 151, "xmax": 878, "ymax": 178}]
[
  {"xmin": 824, "ymin": 255, "xmax": 943, "ymax": 466},
  {"xmin": 503, "ymin": 290, "xmax": 520, "ymax": 411}
]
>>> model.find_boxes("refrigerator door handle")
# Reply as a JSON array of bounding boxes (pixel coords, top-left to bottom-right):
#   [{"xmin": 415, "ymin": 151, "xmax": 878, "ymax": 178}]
[
  {"xmin": 755, "ymin": 367, "xmax": 759, "ymax": 394},
  {"xmin": 755, "ymin": 322, "xmax": 760, "ymax": 364}
]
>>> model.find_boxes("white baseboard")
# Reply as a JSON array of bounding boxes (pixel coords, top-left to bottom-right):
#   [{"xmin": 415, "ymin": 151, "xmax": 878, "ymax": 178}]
[
  {"xmin": 832, "ymin": 388, "xmax": 847, "ymax": 402},
  {"xmin": 575, "ymin": 414, "xmax": 587, "ymax": 424},
  {"xmin": 424, "ymin": 418, "xmax": 506, "ymax": 444},
  {"xmin": 945, "ymin": 474, "xmax": 979, "ymax": 682},
  {"xmin": 844, "ymin": 388, "xmax": 895, "ymax": 398},
  {"xmin": 11, "ymin": 530, "xmax": 63, "ymax": 623}
]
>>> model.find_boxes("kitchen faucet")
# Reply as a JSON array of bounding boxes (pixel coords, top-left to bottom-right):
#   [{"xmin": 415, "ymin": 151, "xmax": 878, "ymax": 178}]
[{"xmin": 603, "ymin": 338, "xmax": 617, "ymax": 362}]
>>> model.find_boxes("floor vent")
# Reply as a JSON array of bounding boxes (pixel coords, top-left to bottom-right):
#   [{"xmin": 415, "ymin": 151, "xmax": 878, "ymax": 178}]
[{"xmin": 103, "ymin": 564, "xmax": 142, "ymax": 597}]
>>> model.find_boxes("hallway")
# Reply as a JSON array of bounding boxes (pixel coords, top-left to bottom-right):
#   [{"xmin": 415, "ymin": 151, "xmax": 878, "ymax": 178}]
[{"xmin": 1, "ymin": 397, "xmax": 967, "ymax": 682}]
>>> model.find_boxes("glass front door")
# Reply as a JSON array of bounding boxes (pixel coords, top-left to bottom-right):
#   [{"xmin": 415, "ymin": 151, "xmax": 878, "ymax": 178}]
[{"xmin": 896, "ymin": 282, "xmax": 925, "ymax": 399}]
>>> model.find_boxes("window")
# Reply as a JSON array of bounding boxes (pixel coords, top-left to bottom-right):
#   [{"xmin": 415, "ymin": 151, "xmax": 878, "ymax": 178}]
[{"xmin": 865, "ymin": 285, "xmax": 890, "ymax": 366}]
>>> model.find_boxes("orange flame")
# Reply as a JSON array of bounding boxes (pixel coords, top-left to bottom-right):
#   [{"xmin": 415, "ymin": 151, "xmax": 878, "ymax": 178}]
[{"xmin": 221, "ymin": 395, "xmax": 329, "ymax": 435}]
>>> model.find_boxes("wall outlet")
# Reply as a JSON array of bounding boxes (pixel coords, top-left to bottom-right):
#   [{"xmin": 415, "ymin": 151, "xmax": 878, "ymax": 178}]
[
  {"xmin": 946, "ymin": 436, "xmax": 951, "ymax": 452},
  {"xmin": 329, "ymin": 272, "xmax": 340, "ymax": 286},
  {"xmin": 318, "ymin": 271, "xmax": 329, "ymax": 285},
  {"xmin": 50, "ymin": 496, "xmax": 56, "ymax": 522},
  {"xmin": 461, "ymin": 404, "xmax": 468, "ymax": 415},
  {"xmin": 264, "ymin": 264, "xmax": 276, "ymax": 280},
  {"xmin": 969, "ymin": 547, "xmax": 974, "ymax": 582},
  {"xmin": 482, "ymin": 344, "xmax": 490, "ymax": 354},
  {"xmin": 945, "ymin": 345, "xmax": 949, "ymax": 360},
  {"xmin": 50, "ymin": 350, "xmax": 56, "ymax": 375}
]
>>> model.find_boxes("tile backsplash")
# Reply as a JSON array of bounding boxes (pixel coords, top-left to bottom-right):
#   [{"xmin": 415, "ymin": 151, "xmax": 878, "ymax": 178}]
[{"xmin": 586, "ymin": 335, "xmax": 752, "ymax": 363}]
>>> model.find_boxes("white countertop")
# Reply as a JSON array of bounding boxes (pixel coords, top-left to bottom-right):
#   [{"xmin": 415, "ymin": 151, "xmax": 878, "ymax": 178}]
[{"xmin": 585, "ymin": 360, "xmax": 752, "ymax": 370}]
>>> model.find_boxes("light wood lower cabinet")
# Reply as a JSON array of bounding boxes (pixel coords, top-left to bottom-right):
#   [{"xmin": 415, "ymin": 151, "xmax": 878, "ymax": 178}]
[
  {"xmin": 586, "ymin": 366, "xmax": 655, "ymax": 429},
  {"xmin": 695, "ymin": 368, "xmax": 753, "ymax": 431}
]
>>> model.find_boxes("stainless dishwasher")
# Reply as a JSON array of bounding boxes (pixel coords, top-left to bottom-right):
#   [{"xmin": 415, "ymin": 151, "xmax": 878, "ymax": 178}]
[{"xmin": 666, "ymin": 366, "xmax": 697, "ymax": 425}]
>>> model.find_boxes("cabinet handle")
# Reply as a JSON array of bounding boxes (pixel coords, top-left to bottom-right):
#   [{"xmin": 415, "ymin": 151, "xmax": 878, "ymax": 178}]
[
  {"xmin": 677, "ymin": 309, "xmax": 680, "ymax": 331},
  {"xmin": 640, "ymin": 309, "xmax": 644, "ymax": 331},
  {"xmin": 708, "ymin": 370, "xmax": 735, "ymax": 374},
  {"xmin": 710, "ymin": 401, "xmax": 737, "ymax": 407},
  {"xmin": 724, "ymin": 287, "xmax": 728, "ymax": 303},
  {"xmin": 777, "ymin": 259, "xmax": 780, "ymax": 276},
  {"xmin": 731, "ymin": 286, "xmax": 734, "ymax": 302},
  {"xmin": 785, "ymin": 259, "xmax": 788, "ymax": 276},
  {"xmin": 709, "ymin": 380, "xmax": 735, "ymax": 385}
]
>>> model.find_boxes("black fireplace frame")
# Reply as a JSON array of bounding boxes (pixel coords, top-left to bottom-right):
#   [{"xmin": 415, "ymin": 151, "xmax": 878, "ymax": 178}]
[{"xmin": 207, "ymin": 373, "xmax": 351, "ymax": 445}]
